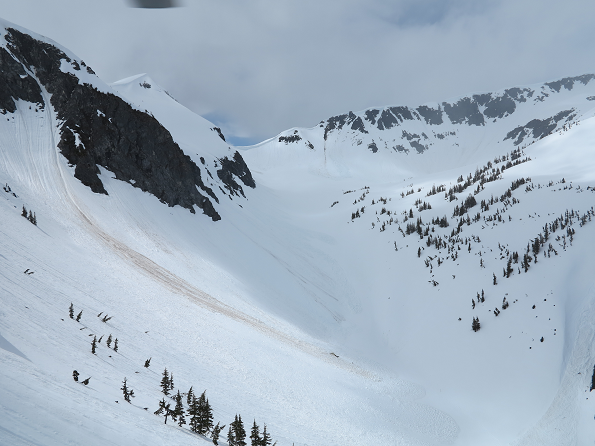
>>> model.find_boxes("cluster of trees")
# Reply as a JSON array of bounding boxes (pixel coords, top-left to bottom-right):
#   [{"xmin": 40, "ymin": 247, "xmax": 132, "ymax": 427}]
[
  {"xmin": 351, "ymin": 206, "xmax": 365, "ymax": 220},
  {"xmin": 91, "ymin": 334, "xmax": 118, "ymax": 354},
  {"xmin": 500, "ymin": 207, "xmax": 594, "ymax": 280},
  {"xmin": 68, "ymin": 302, "xmax": 279, "ymax": 445},
  {"xmin": 445, "ymin": 149, "xmax": 530, "ymax": 202},
  {"xmin": 21, "ymin": 205, "xmax": 37, "ymax": 225},
  {"xmin": 452, "ymin": 194, "xmax": 477, "ymax": 217},
  {"xmin": 425, "ymin": 184, "xmax": 446, "ymax": 197},
  {"xmin": 153, "ymin": 369, "xmax": 276, "ymax": 445}
]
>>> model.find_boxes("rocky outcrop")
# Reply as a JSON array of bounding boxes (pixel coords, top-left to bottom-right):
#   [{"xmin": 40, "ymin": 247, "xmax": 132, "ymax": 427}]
[{"xmin": 2, "ymin": 27, "xmax": 255, "ymax": 221}]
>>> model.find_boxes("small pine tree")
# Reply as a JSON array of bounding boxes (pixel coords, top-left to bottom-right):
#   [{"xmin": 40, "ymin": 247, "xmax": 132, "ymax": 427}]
[
  {"xmin": 186, "ymin": 386, "xmax": 194, "ymax": 406},
  {"xmin": 144, "ymin": 358, "xmax": 151, "ymax": 368},
  {"xmin": 188, "ymin": 394, "xmax": 200, "ymax": 433},
  {"xmin": 106, "ymin": 334, "xmax": 112, "ymax": 348},
  {"xmin": 174, "ymin": 391, "xmax": 186, "ymax": 427},
  {"xmin": 233, "ymin": 415, "xmax": 246, "ymax": 446},
  {"xmin": 169, "ymin": 373, "xmax": 175, "ymax": 391},
  {"xmin": 227, "ymin": 425, "xmax": 236, "ymax": 446},
  {"xmin": 72, "ymin": 370, "xmax": 79, "ymax": 381},
  {"xmin": 197, "ymin": 391, "xmax": 214, "ymax": 434},
  {"xmin": 98, "ymin": 335, "xmax": 103, "ymax": 344},
  {"xmin": 250, "ymin": 420, "xmax": 261, "ymax": 446},
  {"xmin": 261, "ymin": 424, "xmax": 272, "ymax": 446},
  {"xmin": 472, "ymin": 317, "xmax": 481, "ymax": 332},
  {"xmin": 160, "ymin": 368, "xmax": 170, "ymax": 395},
  {"xmin": 21, "ymin": 205, "xmax": 27, "ymax": 218},
  {"xmin": 121, "ymin": 378, "xmax": 134, "ymax": 403},
  {"xmin": 76, "ymin": 310, "xmax": 83, "ymax": 322},
  {"xmin": 91, "ymin": 336, "xmax": 97, "ymax": 354},
  {"xmin": 154, "ymin": 398, "xmax": 173, "ymax": 424},
  {"xmin": 69, "ymin": 303, "xmax": 74, "ymax": 319},
  {"xmin": 493, "ymin": 273, "xmax": 497, "ymax": 285},
  {"xmin": 212, "ymin": 422, "xmax": 225, "ymax": 445},
  {"xmin": 113, "ymin": 338, "xmax": 118, "ymax": 352}
]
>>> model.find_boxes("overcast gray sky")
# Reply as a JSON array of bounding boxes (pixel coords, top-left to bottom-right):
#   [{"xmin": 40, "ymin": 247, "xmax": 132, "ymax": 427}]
[{"xmin": 2, "ymin": 0, "xmax": 594, "ymax": 145}]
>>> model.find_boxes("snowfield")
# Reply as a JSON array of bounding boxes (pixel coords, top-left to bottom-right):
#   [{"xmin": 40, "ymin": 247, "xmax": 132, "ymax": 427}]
[{"xmin": 1, "ymin": 18, "xmax": 595, "ymax": 446}]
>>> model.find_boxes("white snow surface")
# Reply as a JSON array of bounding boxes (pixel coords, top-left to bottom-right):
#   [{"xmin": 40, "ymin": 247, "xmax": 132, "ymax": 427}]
[{"xmin": 1, "ymin": 20, "xmax": 595, "ymax": 446}]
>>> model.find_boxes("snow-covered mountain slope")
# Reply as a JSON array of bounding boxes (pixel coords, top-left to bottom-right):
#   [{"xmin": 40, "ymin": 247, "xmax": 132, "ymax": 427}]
[
  {"xmin": 0, "ymin": 20, "xmax": 253, "ymax": 221},
  {"xmin": 243, "ymin": 75, "xmax": 595, "ymax": 183},
  {"xmin": 2, "ymin": 17, "xmax": 595, "ymax": 446}
]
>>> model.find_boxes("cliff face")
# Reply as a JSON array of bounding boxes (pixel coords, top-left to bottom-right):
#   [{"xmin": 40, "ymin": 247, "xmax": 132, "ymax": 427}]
[{"xmin": 0, "ymin": 27, "xmax": 255, "ymax": 221}]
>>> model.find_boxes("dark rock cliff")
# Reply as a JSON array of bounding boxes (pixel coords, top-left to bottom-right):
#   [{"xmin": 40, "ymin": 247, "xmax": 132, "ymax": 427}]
[{"xmin": 1, "ymin": 27, "xmax": 255, "ymax": 221}]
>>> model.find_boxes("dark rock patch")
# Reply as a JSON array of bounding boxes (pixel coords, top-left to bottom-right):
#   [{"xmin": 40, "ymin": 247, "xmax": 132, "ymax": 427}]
[
  {"xmin": 364, "ymin": 109, "xmax": 379, "ymax": 125},
  {"xmin": 211, "ymin": 127, "xmax": 226, "ymax": 142},
  {"xmin": 442, "ymin": 97, "xmax": 485, "ymax": 126},
  {"xmin": 504, "ymin": 109, "xmax": 576, "ymax": 146},
  {"xmin": 324, "ymin": 113, "xmax": 349, "ymax": 140},
  {"xmin": 545, "ymin": 74, "xmax": 595, "ymax": 93},
  {"xmin": 279, "ymin": 134, "xmax": 302, "ymax": 144},
  {"xmin": 216, "ymin": 151, "xmax": 255, "ymax": 198},
  {"xmin": 377, "ymin": 109, "xmax": 399, "ymax": 130},
  {"xmin": 416, "ymin": 105, "xmax": 443, "ymax": 125}
]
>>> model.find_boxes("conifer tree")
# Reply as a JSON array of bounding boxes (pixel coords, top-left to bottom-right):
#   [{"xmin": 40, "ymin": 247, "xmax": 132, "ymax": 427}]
[
  {"xmin": 250, "ymin": 420, "xmax": 261, "ymax": 446},
  {"xmin": 154, "ymin": 398, "xmax": 174, "ymax": 424},
  {"xmin": 472, "ymin": 317, "xmax": 481, "ymax": 332},
  {"xmin": 169, "ymin": 373, "xmax": 175, "ymax": 391},
  {"xmin": 106, "ymin": 334, "xmax": 112, "ymax": 348},
  {"xmin": 72, "ymin": 370, "xmax": 79, "ymax": 382},
  {"xmin": 174, "ymin": 391, "xmax": 185, "ymax": 427},
  {"xmin": 91, "ymin": 336, "xmax": 97, "ymax": 354},
  {"xmin": 113, "ymin": 338, "xmax": 118, "ymax": 352},
  {"xmin": 144, "ymin": 358, "xmax": 151, "ymax": 368},
  {"xmin": 261, "ymin": 424, "xmax": 272, "ymax": 446},
  {"xmin": 197, "ymin": 391, "xmax": 214, "ymax": 434},
  {"xmin": 69, "ymin": 303, "xmax": 74, "ymax": 319},
  {"xmin": 76, "ymin": 310, "xmax": 83, "ymax": 322},
  {"xmin": 188, "ymin": 395, "xmax": 200, "ymax": 433},
  {"xmin": 186, "ymin": 386, "xmax": 194, "ymax": 406},
  {"xmin": 233, "ymin": 415, "xmax": 246, "ymax": 446},
  {"xmin": 212, "ymin": 422, "xmax": 225, "ymax": 445},
  {"xmin": 21, "ymin": 205, "xmax": 27, "ymax": 218},
  {"xmin": 121, "ymin": 378, "xmax": 134, "ymax": 403},
  {"xmin": 227, "ymin": 425, "xmax": 236, "ymax": 446},
  {"xmin": 160, "ymin": 368, "xmax": 170, "ymax": 395}
]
